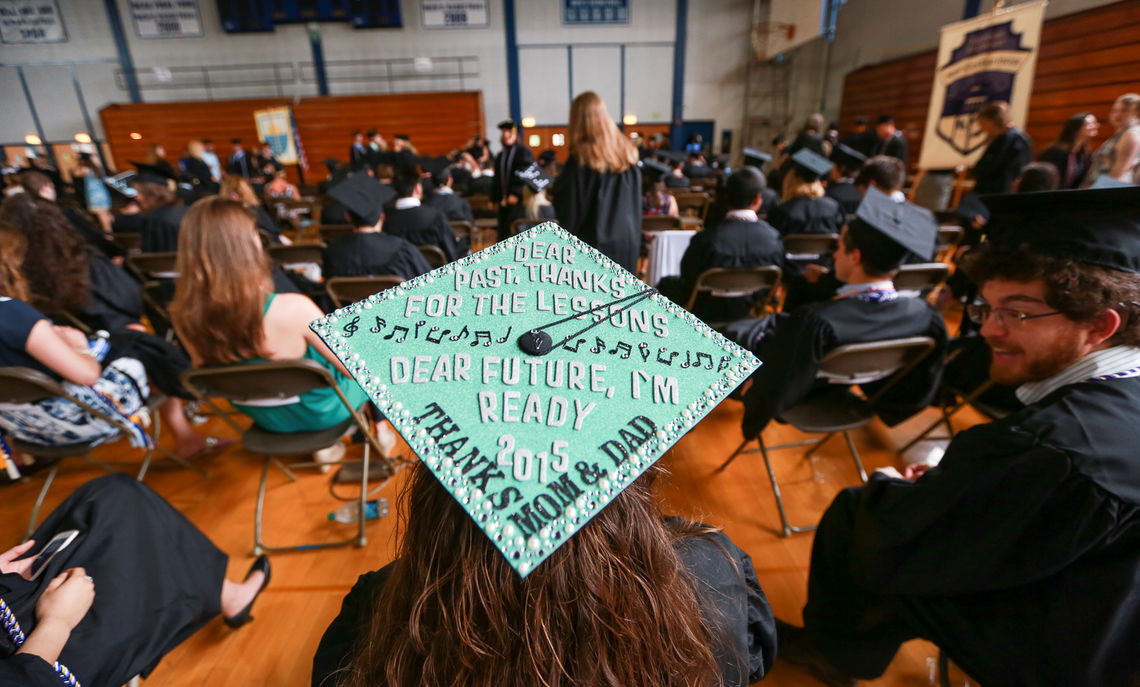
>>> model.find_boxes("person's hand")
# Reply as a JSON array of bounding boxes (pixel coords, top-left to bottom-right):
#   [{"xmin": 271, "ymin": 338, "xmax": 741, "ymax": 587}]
[
  {"xmin": 52, "ymin": 326, "xmax": 89, "ymax": 351},
  {"xmin": 36, "ymin": 568, "xmax": 95, "ymax": 631},
  {"xmin": 0, "ymin": 539, "xmax": 35, "ymax": 579},
  {"xmin": 505, "ymin": 194, "xmax": 519, "ymax": 206},
  {"xmin": 903, "ymin": 462, "xmax": 935, "ymax": 481},
  {"xmin": 803, "ymin": 264, "xmax": 829, "ymax": 284}
]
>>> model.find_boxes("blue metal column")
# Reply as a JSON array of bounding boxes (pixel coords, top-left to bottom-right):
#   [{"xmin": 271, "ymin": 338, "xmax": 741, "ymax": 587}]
[
  {"xmin": 619, "ymin": 44, "xmax": 626, "ymax": 131},
  {"xmin": 309, "ymin": 24, "xmax": 330, "ymax": 95},
  {"xmin": 69, "ymin": 63, "xmax": 108, "ymax": 173},
  {"xmin": 17, "ymin": 66, "xmax": 55, "ymax": 167},
  {"xmin": 670, "ymin": 0, "xmax": 688, "ymax": 149},
  {"xmin": 963, "ymin": 0, "xmax": 983, "ymax": 18},
  {"xmin": 104, "ymin": 0, "xmax": 140, "ymax": 102},
  {"xmin": 567, "ymin": 45, "xmax": 574, "ymax": 105},
  {"xmin": 503, "ymin": 0, "xmax": 522, "ymax": 124}
]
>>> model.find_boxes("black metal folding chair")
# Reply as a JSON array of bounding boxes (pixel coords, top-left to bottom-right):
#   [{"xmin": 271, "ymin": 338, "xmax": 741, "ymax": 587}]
[
  {"xmin": 685, "ymin": 266, "xmax": 782, "ymax": 324},
  {"xmin": 718, "ymin": 336, "xmax": 936, "ymax": 536},
  {"xmin": 181, "ymin": 358, "xmax": 393, "ymax": 555}
]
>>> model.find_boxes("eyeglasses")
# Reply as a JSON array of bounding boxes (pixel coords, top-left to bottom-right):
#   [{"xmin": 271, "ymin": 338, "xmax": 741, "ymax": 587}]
[{"xmin": 966, "ymin": 304, "xmax": 1064, "ymax": 327}]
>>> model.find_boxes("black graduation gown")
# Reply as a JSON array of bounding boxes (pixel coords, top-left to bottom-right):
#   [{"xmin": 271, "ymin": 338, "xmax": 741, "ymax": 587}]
[
  {"xmin": 382, "ymin": 204, "xmax": 460, "ymax": 262},
  {"xmin": 552, "ymin": 157, "xmax": 642, "ymax": 274},
  {"xmin": 759, "ymin": 187, "xmax": 780, "ymax": 216},
  {"xmin": 824, "ymin": 181, "xmax": 862, "ymax": 215},
  {"xmin": 491, "ymin": 144, "xmax": 536, "ymax": 238},
  {"xmin": 111, "ymin": 212, "xmax": 147, "ymax": 235},
  {"xmin": 972, "ymin": 127, "xmax": 1033, "ymax": 195},
  {"xmin": 423, "ymin": 191, "xmax": 474, "ymax": 223},
  {"xmin": 310, "ymin": 527, "xmax": 776, "ymax": 687},
  {"xmin": 322, "ymin": 232, "xmax": 432, "ymax": 279},
  {"xmin": 675, "ymin": 217, "xmax": 785, "ymax": 322},
  {"xmin": 874, "ymin": 133, "xmax": 908, "ymax": 164},
  {"xmin": 81, "ymin": 252, "xmax": 145, "ymax": 331},
  {"xmin": 62, "ymin": 207, "xmax": 123, "ymax": 260},
  {"xmin": 139, "ymin": 205, "xmax": 187, "ymax": 253},
  {"xmin": 803, "ymin": 375, "xmax": 1140, "ymax": 685},
  {"xmin": 732, "ymin": 295, "xmax": 947, "ymax": 438},
  {"xmin": 180, "ymin": 157, "xmax": 218, "ymax": 195},
  {"xmin": 0, "ymin": 474, "xmax": 226, "ymax": 687},
  {"xmin": 766, "ymin": 195, "xmax": 845, "ymax": 236}
]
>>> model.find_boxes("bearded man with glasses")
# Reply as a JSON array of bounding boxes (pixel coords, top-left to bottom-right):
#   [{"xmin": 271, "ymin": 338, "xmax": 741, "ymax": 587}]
[{"xmin": 775, "ymin": 186, "xmax": 1140, "ymax": 687}]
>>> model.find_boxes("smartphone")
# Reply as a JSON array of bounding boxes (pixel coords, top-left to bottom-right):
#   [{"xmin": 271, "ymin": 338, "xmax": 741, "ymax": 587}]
[{"xmin": 27, "ymin": 530, "xmax": 80, "ymax": 581}]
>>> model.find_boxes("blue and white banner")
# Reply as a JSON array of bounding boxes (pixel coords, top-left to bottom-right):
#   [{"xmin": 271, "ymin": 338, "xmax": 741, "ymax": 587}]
[
  {"xmin": 254, "ymin": 106, "xmax": 299, "ymax": 166},
  {"xmin": 918, "ymin": 0, "xmax": 1046, "ymax": 170}
]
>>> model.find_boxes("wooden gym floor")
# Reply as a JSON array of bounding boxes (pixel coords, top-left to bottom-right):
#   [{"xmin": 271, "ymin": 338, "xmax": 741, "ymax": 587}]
[{"xmin": 0, "ymin": 390, "xmax": 988, "ymax": 686}]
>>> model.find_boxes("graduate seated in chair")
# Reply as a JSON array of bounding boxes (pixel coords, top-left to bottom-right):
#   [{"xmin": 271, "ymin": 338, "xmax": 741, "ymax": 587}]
[
  {"xmin": 727, "ymin": 187, "xmax": 947, "ymax": 440},
  {"xmin": 382, "ymin": 168, "xmax": 461, "ymax": 264},
  {"xmin": 422, "ymin": 167, "xmax": 474, "ymax": 224},
  {"xmin": 767, "ymin": 149, "xmax": 846, "ymax": 237},
  {"xmin": 657, "ymin": 166, "xmax": 784, "ymax": 323},
  {"xmin": 0, "ymin": 474, "xmax": 270, "ymax": 687},
  {"xmin": 776, "ymin": 186, "xmax": 1140, "ymax": 687},
  {"xmin": 321, "ymin": 172, "xmax": 432, "ymax": 281},
  {"xmin": 824, "ymin": 144, "xmax": 867, "ymax": 215}
]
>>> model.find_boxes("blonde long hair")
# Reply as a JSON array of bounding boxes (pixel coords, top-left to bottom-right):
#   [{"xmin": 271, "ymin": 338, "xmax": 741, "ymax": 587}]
[
  {"xmin": 169, "ymin": 197, "xmax": 271, "ymax": 364},
  {"xmin": 781, "ymin": 168, "xmax": 825, "ymax": 202},
  {"xmin": 568, "ymin": 91, "xmax": 638, "ymax": 173}
]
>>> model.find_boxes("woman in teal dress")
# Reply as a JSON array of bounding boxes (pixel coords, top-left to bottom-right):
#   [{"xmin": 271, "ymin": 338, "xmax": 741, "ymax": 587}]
[{"xmin": 170, "ymin": 197, "xmax": 395, "ymax": 451}]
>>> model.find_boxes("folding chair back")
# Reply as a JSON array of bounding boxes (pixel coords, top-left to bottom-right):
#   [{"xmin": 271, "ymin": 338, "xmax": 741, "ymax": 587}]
[
  {"xmin": 126, "ymin": 251, "xmax": 179, "ymax": 282},
  {"xmin": 686, "ymin": 267, "xmax": 782, "ymax": 312},
  {"xmin": 783, "ymin": 233, "xmax": 839, "ymax": 258},
  {"xmin": 0, "ymin": 367, "xmax": 66, "ymax": 404},
  {"xmin": 326, "ymin": 275, "xmax": 406, "ymax": 309},
  {"xmin": 893, "ymin": 263, "xmax": 950, "ymax": 294},
  {"xmin": 642, "ymin": 215, "xmax": 683, "ymax": 232},
  {"xmin": 672, "ymin": 191, "xmax": 711, "ymax": 220},
  {"xmin": 937, "ymin": 225, "xmax": 964, "ymax": 251},
  {"xmin": 449, "ymin": 220, "xmax": 475, "ymax": 243},
  {"xmin": 418, "ymin": 244, "xmax": 449, "ymax": 268},
  {"xmin": 180, "ymin": 358, "xmax": 384, "ymax": 554},
  {"xmin": 319, "ymin": 224, "xmax": 355, "ymax": 243},
  {"xmin": 268, "ymin": 242, "xmax": 326, "ymax": 267},
  {"xmin": 816, "ymin": 336, "xmax": 937, "ymax": 389}
]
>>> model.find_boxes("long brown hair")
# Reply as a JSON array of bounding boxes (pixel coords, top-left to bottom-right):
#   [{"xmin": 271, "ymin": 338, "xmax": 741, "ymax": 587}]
[
  {"xmin": 0, "ymin": 194, "xmax": 91, "ymax": 312},
  {"xmin": 568, "ymin": 91, "xmax": 638, "ymax": 174},
  {"xmin": 0, "ymin": 223, "xmax": 30, "ymax": 302},
  {"xmin": 781, "ymin": 168, "xmax": 824, "ymax": 201},
  {"xmin": 334, "ymin": 462, "xmax": 722, "ymax": 687},
  {"xmin": 169, "ymin": 197, "xmax": 271, "ymax": 363}
]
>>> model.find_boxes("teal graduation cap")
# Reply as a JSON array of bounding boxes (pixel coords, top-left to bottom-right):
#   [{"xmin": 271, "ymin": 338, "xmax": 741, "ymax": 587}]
[{"xmin": 310, "ymin": 223, "xmax": 760, "ymax": 577}]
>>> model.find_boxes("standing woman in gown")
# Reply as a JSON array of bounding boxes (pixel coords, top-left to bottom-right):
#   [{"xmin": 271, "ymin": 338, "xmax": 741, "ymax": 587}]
[
  {"xmin": 553, "ymin": 91, "xmax": 642, "ymax": 273},
  {"xmin": 1038, "ymin": 113, "xmax": 1098, "ymax": 189}
]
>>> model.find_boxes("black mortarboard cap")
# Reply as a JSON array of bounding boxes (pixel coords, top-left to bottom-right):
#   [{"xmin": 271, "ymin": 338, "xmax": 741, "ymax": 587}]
[
  {"xmin": 327, "ymin": 172, "xmax": 397, "ymax": 227},
  {"xmin": 130, "ymin": 161, "xmax": 177, "ymax": 185},
  {"xmin": 641, "ymin": 159, "xmax": 671, "ymax": 181},
  {"xmin": 982, "ymin": 187, "xmax": 1140, "ymax": 273},
  {"xmin": 231, "ymin": 138, "xmax": 242, "ymax": 144},
  {"xmin": 848, "ymin": 186, "xmax": 937, "ymax": 267},
  {"xmin": 742, "ymin": 147, "xmax": 771, "ymax": 168},
  {"xmin": 790, "ymin": 148, "xmax": 834, "ymax": 182},
  {"xmin": 324, "ymin": 158, "xmax": 340, "ymax": 172},
  {"xmin": 951, "ymin": 191, "xmax": 990, "ymax": 225},
  {"xmin": 514, "ymin": 162, "xmax": 553, "ymax": 193},
  {"xmin": 498, "ymin": 119, "xmax": 517, "ymax": 131},
  {"xmin": 831, "ymin": 143, "xmax": 867, "ymax": 171},
  {"xmin": 395, "ymin": 134, "xmax": 410, "ymax": 142}
]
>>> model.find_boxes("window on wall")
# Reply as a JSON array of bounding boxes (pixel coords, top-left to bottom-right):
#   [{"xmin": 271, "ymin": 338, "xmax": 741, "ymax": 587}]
[
  {"xmin": 528, "ymin": 134, "xmax": 541, "ymax": 147},
  {"xmin": 552, "ymin": 134, "xmax": 565, "ymax": 147}
]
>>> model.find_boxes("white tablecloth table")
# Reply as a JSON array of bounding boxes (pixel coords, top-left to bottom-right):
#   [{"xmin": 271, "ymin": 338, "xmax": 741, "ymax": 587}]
[{"xmin": 645, "ymin": 229, "xmax": 697, "ymax": 286}]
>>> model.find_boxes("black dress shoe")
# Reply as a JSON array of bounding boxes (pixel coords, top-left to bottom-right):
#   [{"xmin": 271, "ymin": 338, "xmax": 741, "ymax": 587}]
[
  {"xmin": 775, "ymin": 619, "xmax": 858, "ymax": 687},
  {"xmin": 224, "ymin": 554, "xmax": 271, "ymax": 628}
]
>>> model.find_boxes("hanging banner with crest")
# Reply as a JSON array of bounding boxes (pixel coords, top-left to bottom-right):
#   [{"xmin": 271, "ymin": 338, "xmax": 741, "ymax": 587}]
[{"xmin": 917, "ymin": 0, "xmax": 1046, "ymax": 170}]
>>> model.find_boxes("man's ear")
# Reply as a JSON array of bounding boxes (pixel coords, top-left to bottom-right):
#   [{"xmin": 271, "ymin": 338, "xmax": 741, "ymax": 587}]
[{"xmin": 1088, "ymin": 307, "xmax": 1123, "ymax": 347}]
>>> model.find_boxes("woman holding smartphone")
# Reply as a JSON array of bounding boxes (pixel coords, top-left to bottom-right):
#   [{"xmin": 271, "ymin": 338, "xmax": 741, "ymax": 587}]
[{"xmin": 0, "ymin": 474, "xmax": 270, "ymax": 687}]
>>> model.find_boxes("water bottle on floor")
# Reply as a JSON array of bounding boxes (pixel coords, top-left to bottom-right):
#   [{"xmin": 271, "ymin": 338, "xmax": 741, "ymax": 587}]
[{"xmin": 328, "ymin": 498, "xmax": 389, "ymax": 523}]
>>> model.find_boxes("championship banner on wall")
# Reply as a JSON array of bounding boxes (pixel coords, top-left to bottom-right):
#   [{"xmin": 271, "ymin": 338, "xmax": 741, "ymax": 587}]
[
  {"xmin": 917, "ymin": 0, "xmax": 1046, "ymax": 170},
  {"xmin": 253, "ymin": 106, "xmax": 299, "ymax": 165}
]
